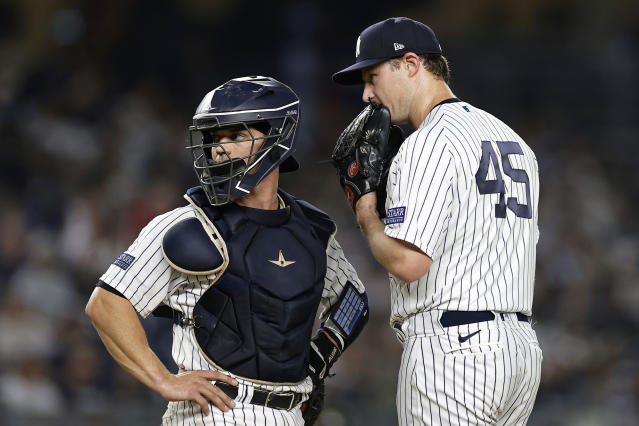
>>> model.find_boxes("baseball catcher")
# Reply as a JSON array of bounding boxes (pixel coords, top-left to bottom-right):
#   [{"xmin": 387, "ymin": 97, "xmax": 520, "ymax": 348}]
[
  {"xmin": 331, "ymin": 103, "xmax": 404, "ymax": 217},
  {"xmin": 85, "ymin": 76, "xmax": 370, "ymax": 426}
]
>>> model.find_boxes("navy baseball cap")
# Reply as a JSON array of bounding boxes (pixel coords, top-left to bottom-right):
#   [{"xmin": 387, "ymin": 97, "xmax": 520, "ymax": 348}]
[{"xmin": 333, "ymin": 17, "xmax": 443, "ymax": 85}]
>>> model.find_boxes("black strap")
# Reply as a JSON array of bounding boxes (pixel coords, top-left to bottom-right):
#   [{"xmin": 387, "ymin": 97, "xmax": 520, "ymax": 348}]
[
  {"xmin": 440, "ymin": 311, "xmax": 495, "ymax": 327},
  {"xmin": 151, "ymin": 305, "xmax": 195, "ymax": 327},
  {"xmin": 516, "ymin": 312, "xmax": 531, "ymax": 323},
  {"xmin": 215, "ymin": 382, "xmax": 304, "ymax": 411},
  {"xmin": 440, "ymin": 311, "xmax": 530, "ymax": 327},
  {"xmin": 152, "ymin": 304, "xmax": 175, "ymax": 319}
]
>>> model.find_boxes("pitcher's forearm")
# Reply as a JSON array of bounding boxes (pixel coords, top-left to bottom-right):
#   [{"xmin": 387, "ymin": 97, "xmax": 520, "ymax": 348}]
[{"xmin": 356, "ymin": 195, "xmax": 432, "ymax": 282}]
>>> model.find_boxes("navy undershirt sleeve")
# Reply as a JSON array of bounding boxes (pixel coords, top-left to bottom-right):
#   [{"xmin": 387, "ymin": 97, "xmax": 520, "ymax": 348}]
[{"xmin": 96, "ymin": 280, "xmax": 126, "ymax": 299}]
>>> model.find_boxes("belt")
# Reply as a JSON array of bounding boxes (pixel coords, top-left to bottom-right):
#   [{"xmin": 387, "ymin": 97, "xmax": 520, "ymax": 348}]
[
  {"xmin": 440, "ymin": 311, "xmax": 530, "ymax": 327},
  {"xmin": 215, "ymin": 382, "xmax": 304, "ymax": 411}
]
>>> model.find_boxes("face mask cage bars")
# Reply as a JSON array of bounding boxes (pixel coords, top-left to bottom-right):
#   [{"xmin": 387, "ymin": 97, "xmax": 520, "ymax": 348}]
[{"xmin": 187, "ymin": 114, "xmax": 297, "ymax": 205}]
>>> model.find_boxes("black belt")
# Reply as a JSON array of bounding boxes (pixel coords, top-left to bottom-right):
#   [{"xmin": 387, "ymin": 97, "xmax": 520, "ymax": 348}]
[
  {"xmin": 440, "ymin": 311, "xmax": 530, "ymax": 327},
  {"xmin": 215, "ymin": 382, "xmax": 304, "ymax": 411}
]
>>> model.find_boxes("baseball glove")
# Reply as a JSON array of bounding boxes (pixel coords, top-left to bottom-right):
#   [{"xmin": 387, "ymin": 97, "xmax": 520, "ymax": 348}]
[
  {"xmin": 301, "ymin": 379, "xmax": 325, "ymax": 425},
  {"xmin": 331, "ymin": 103, "xmax": 404, "ymax": 217}
]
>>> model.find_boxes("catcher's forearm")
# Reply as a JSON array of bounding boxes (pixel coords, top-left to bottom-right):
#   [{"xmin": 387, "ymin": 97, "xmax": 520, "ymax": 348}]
[
  {"xmin": 356, "ymin": 196, "xmax": 432, "ymax": 282},
  {"xmin": 85, "ymin": 288, "xmax": 173, "ymax": 393}
]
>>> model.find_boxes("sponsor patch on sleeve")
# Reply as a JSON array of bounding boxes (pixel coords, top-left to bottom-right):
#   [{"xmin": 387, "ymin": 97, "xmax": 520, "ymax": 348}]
[
  {"xmin": 113, "ymin": 252, "xmax": 135, "ymax": 270},
  {"xmin": 383, "ymin": 207, "xmax": 406, "ymax": 225}
]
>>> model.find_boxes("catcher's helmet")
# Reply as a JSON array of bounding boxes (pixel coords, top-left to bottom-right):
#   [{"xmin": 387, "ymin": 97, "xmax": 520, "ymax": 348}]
[{"xmin": 188, "ymin": 76, "xmax": 300, "ymax": 206}]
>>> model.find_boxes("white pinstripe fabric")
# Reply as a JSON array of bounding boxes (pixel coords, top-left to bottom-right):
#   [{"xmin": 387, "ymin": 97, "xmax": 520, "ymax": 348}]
[
  {"xmin": 396, "ymin": 312, "xmax": 542, "ymax": 426},
  {"xmin": 383, "ymin": 100, "xmax": 542, "ymax": 425},
  {"xmin": 385, "ymin": 101, "xmax": 540, "ymax": 324},
  {"xmin": 100, "ymin": 203, "xmax": 363, "ymax": 425}
]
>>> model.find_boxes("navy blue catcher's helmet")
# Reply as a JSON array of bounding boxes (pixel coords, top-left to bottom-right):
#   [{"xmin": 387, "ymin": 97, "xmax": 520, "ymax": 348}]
[{"xmin": 188, "ymin": 76, "xmax": 300, "ymax": 206}]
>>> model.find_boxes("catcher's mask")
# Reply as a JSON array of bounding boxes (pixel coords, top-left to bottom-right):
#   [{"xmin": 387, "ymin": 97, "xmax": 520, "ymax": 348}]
[{"xmin": 188, "ymin": 76, "xmax": 300, "ymax": 206}]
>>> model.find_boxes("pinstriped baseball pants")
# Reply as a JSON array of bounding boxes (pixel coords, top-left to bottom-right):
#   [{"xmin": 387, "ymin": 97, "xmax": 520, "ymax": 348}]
[{"xmin": 395, "ymin": 311, "xmax": 542, "ymax": 426}]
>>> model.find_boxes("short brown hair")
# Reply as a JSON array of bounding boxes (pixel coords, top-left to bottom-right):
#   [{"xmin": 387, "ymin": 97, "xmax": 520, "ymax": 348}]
[{"xmin": 389, "ymin": 54, "xmax": 451, "ymax": 84}]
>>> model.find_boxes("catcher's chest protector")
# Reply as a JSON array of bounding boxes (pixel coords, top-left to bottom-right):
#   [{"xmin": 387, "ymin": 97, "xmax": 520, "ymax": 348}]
[{"xmin": 186, "ymin": 187, "xmax": 330, "ymax": 383}]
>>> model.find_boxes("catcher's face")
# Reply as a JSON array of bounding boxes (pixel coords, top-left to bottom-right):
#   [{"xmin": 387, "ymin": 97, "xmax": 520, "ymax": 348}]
[
  {"xmin": 361, "ymin": 60, "xmax": 413, "ymax": 126},
  {"xmin": 210, "ymin": 126, "xmax": 266, "ymax": 174}
]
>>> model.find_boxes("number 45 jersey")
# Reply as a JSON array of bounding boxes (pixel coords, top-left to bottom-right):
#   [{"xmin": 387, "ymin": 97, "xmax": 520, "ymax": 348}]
[{"xmin": 383, "ymin": 98, "xmax": 539, "ymax": 323}]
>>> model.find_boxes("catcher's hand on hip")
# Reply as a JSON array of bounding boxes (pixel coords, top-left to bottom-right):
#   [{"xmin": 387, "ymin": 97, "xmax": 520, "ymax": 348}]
[
  {"xmin": 159, "ymin": 368, "xmax": 238, "ymax": 415},
  {"xmin": 331, "ymin": 103, "xmax": 404, "ymax": 217}
]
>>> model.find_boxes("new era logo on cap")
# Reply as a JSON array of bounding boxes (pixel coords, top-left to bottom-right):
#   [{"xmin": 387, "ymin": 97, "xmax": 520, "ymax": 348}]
[{"xmin": 333, "ymin": 17, "xmax": 443, "ymax": 85}]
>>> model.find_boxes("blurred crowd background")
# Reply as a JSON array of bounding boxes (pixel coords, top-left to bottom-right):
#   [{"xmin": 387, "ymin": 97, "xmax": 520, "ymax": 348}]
[{"xmin": 1, "ymin": 1, "xmax": 638, "ymax": 425}]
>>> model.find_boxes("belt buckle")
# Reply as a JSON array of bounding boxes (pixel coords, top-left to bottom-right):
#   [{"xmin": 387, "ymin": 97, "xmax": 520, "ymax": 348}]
[
  {"xmin": 283, "ymin": 392, "xmax": 296, "ymax": 411},
  {"xmin": 265, "ymin": 391, "xmax": 295, "ymax": 410}
]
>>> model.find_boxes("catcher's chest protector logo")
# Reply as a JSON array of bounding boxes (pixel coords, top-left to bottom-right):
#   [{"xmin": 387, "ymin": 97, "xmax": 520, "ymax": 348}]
[
  {"xmin": 348, "ymin": 161, "xmax": 359, "ymax": 177},
  {"xmin": 268, "ymin": 249, "xmax": 296, "ymax": 267}
]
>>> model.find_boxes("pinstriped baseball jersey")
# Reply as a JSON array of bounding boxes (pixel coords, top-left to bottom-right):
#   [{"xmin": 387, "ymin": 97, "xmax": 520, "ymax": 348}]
[
  {"xmin": 384, "ymin": 99, "xmax": 539, "ymax": 326},
  {"xmin": 99, "ymin": 203, "xmax": 364, "ymax": 425},
  {"xmin": 381, "ymin": 98, "xmax": 542, "ymax": 426}
]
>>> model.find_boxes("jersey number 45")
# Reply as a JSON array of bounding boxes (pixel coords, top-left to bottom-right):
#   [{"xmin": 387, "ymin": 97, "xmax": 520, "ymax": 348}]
[{"xmin": 474, "ymin": 140, "xmax": 532, "ymax": 219}]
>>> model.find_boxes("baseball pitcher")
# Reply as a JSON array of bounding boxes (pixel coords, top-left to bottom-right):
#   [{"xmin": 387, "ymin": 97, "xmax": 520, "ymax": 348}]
[{"xmin": 332, "ymin": 17, "xmax": 542, "ymax": 425}]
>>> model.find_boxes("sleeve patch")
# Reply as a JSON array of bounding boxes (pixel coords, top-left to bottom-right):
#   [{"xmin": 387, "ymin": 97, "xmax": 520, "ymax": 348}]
[
  {"xmin": 383, "ymin": 206, "xmax": 406, "ymax": 225},
  {"xmin": 112, "ymin": 252, "xmax": 135, "ymax": 270}
]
